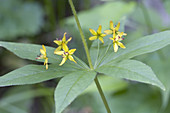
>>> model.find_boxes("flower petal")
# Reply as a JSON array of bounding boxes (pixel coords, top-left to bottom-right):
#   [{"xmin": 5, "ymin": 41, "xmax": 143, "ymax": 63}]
[
  {"xmin": 99, "ymin": 37, "xmax": 104, "ymax": 43},
  {"xmin": 46, "ymin": 63, "xmax": 48, "ymax": 70},
  {"xmin": 54, "ymin": 46, "xmax": 62, "ymax": 53},
  {"xmin": 59, "ymin": 57, "xmax": 67, "ymax": 66},
  {"xmin": 68, "ymin": 55, "xmax": 77, "ymax": 63},
  {"xmin": 104, "ymin": 30, "xmax": 112, "ymax": 35},
  {"xmin": 97, "ymin": 25, "xmax": 102, "ymax": 34},
  {"xmin": 62, "ymin": 32, "xmax": 67, "ymax": 42},
  {"xmin": 54, "ymin": 51, "xmax": 64, "ymax": 55},
  {"xmin": 62, "ymin": 43, "xmax": 69, "ymax": 52},
  {"xmin": 89, "ymin": 36, "xmax": 97, "ymax": 41},
  {"xmin": 115, "ymin": 22, "xmax": 120, "ymax": 31},
  {"xmin": 110, "ymin": 21, "xmax": 114, "ymax": 30},
  {"xmin": 117, "ymin": 42, "xmax": 126, "ymax": 48},
  {"xmin": 66, "ymin": 37, "xmax": 72, "ymax": 44},
  {"xmin": 113, "ymin": 29, "xmax": 116, "ymax": 39},
  {"xmin": 40, "ymin": 49, "xmax": 46, "ymax": 56},
  {"xmin": 109, "ymin": 37, "xmax": 114, "ymax": 41},
  {"xmin": 101, "ymin": 33, "xmax": 107, "ymax": 37},
  {"xmin": 69, "ymin": 49, "xmax": 76, "ymax": 55},
  {"xmin": 54, "ymin": 40, "xmax": 62, "ymax": 45},
  {"xmin": 89, "ymin": 28, "xmax": 97, "ymax": 35},
  {"xmin": 113, "ymin": 43, "xmax": 118, "ymax": 52},
  {"xmin": 42, "ymin": 45, "xmax": 46, "ymax": 52}
]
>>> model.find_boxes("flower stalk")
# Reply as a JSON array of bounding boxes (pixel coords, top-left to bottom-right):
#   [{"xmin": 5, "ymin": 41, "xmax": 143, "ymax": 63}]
[{"xmin": 68, "ymin": 0, "xmax": 112, "ymax": 113}]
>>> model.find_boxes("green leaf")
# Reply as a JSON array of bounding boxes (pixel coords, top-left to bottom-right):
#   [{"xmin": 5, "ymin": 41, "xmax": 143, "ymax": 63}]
[
  {"xmin": 96, "ymin": 60, "xmax": 165, "ymax": 90},
  {"xmin": 0, "ymin": 64, "xmax": 80, "ymax": 86},
  {"xmin": 102, "ymin": 31, "xmax": 170, "ymax": 65},
  {"xmin": 0, "ymin": 0, "xmax": 44, "ymax": 39},
  {"xmin": 65, "ymin": 1, "xmax": 135, "ymax": 30},
  {"xmin": 0, "ymin": 41, "xmax": 58, "ymax": 63},
  {"xmin": 83, "ymin": 75, "xmax": 128, "ymax": 94},
  {"xmin": 0, "ymin": 41, "xmax": 89, "ymax": 69},
  {"xmin": 54, "ymin": 70, "xmax": 96, "ymax": 113}
]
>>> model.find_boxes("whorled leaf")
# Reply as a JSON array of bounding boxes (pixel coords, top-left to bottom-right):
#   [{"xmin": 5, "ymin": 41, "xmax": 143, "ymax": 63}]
[
  {"xmin": 55, "ymin": 70, "xmax": 96, "ymax": 113},
  {"xmin": 0, "ymin": 41, "xmax": 89, "ymax": 69},
  {"xmin": 0, "ymin": 64, "xmax": 81, "ymax": 86},
  {"xmin": 96, "ymin": 60, "xmax": 165, "ymax": 90},
  {"xmin": 100, "ymin": 31, "xmax": 170, "ymax": 66}
]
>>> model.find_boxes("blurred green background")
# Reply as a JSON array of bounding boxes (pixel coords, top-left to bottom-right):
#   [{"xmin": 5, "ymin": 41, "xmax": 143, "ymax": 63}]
[{"xmin": 0, "ymin": 0, "xmax": 170, "ymax": 113}]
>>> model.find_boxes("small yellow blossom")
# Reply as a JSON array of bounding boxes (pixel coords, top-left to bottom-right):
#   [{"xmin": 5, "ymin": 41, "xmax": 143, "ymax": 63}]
[
  {"xmin": 109, "ymin": 30, "xmax": 126, "ymax": 52},
  {"xmin": 36, "ymin": 45, "xmax": 48, "ymax": 70},
  {"xmin": 54, "ymin": 44, "xmax": 77, "ymax": 66},
  {"xmin": 54, "ymin": 32, "xmax": 72, "ymax": 52},
  {"xmin": 89, "ymin": 25, "xmax": 107, "ymax": 43},
  {"xmin": 104, "ymin": 21, "xmax": 127, "ymax": 36}
]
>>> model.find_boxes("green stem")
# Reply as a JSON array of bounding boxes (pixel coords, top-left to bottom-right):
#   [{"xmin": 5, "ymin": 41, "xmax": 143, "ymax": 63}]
[
  {"xmin": 68, "ymin": 0, "xmax": 93, "ymax": 69},
  {"xmin": 95, "ymin": 76, "xmax": 112, "ymax": 113},
  {"xmin": 69, "ymin": 0, "xmax": 111, "ymax": 113},
  {"xmin": 97, "ymin": 42, "xmax": 112, "ymax": 67},
  {"xmin": 94, "ymin": 40, "xmax": 100, "ymax": 68}
]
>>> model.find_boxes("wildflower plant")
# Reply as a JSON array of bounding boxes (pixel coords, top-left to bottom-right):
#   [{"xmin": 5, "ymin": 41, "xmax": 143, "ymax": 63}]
[{"xmin": 0, "ymin": 0, "xmax": 170, "ymax": 113}]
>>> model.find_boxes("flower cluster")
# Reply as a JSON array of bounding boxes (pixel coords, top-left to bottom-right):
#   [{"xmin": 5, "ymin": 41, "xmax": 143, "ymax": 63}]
[
  {"xmin": 36, "ymin": 32, "xmax": 76, "ymax": 70},
  {"xmin": 89, "ymin": 21, "xmax": 127, "ymax": 52}
]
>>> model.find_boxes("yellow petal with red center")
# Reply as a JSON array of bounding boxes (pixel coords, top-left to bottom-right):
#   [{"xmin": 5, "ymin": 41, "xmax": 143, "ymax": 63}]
[
  {"xmin": 40, "ymin": 49, "xmax": 46, "ymax": 56},
  {"xmin": 59, "ymin": 57, "xmax": 67, "ymax": 66},
  {"xmin": 66, "ymin": 37, "xmax": 72, "ymax": 44},
  {"xmin": 89, "ymin": 36, "xmax": 97, "ymax": 40},
  {"xmin": 117, "ymin": 42, "xmax": 126, "ymax": 48},
  {"xmin": 99, "ymin": 37, "xmax": 104, "ymax": 43},
  {"xmin": 115, "ymin": 22, "xmax": 120, "ymax": 31},
  {"xmin": 54, "ymin": 40, "xmax": 62, "ymax": 45},
  {"xmin": 54, "ymin": 51, "xmax": 64, "ymax": 55},
  {"xmin": 113, "ymin": 43, "xmax": 118, "ymax": 52},
  {"xmin": 42, "ymin": 45, "xmax": 46, "ymax": 52},
  {"xmin": 117, "ymin": 32, "xmax": 124, "ymax": 37},
  {"xmin": 62, "ymin": 32, "xmax": 67, "ymax": 42},
  {"xmin": 68, "ymin": 49, "xmax": 76, "ymax": 55},
  {"xmin": 110, "ymin": 21, "xmax": 114, "ymax": 30},
  {"xmin": 89, "ymin": 28, "xmax": 97, "ymax": 35},
  {"xmin": 68, "ymin": 55, "xmax": 77, "ymax": 63},
  {"xmin": 63, "ymin": 43, "xmax": 69, "ymax": 52},
  {"xmin": 54, "ymin": 46, "xmax": 62, "ymax": 53},
  {"xmin": 104, "ymin": 30, "xmax": 112, "ymax": 35},
  {"xmin": 101, "ymin": 33, "xmax": 107, "ymax": 37},
  {"xmin": 97, "ymin": 25, "xmax": 102, "ymax": 34}
]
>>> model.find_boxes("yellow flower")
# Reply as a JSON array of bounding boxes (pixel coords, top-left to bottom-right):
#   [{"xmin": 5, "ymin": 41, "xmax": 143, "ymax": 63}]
[
  {"xmin": 54, "ymin": 44, "xmax": 77, "ymax": 66},
  {"xmin": 89, "ymin": 25, "xmax": 107, "ymax": 43},
  {"xmin": 36, "ymin": 45, "xmax": 48, "ymax": 70},
  {"xmin": 53, "ymin": 32, "xmax": 72, "ymax": 52},
  {"xmin": 104, "ymin": 21, "xmax": 127, "ymax": 36},
  {"xmin": 109, "ymin": 30, "xmax": 126, "ymax": 52}
]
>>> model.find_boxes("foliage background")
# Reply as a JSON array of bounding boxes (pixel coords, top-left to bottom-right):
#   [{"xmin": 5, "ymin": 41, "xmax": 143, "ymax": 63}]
[{"xmin": 0, "ymin": 0, "xmax": 170, "ymax": 113}]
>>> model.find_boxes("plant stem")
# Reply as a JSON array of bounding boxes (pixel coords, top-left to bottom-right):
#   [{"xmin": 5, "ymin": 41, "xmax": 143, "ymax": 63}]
[
  {"xmin": 68, "ymin": 0, "xmax": 112, "ymax": 113},
  {"xmin": 95, "ymin": 76, "xmax": 112, "ymax": 113},
  {"xmin": 68, "ymin": 0, "xmax": 93, "ymax": 69},
  {"xmin": 94, "ymin": 40, "xmax": 100, "ymax": 68}
]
